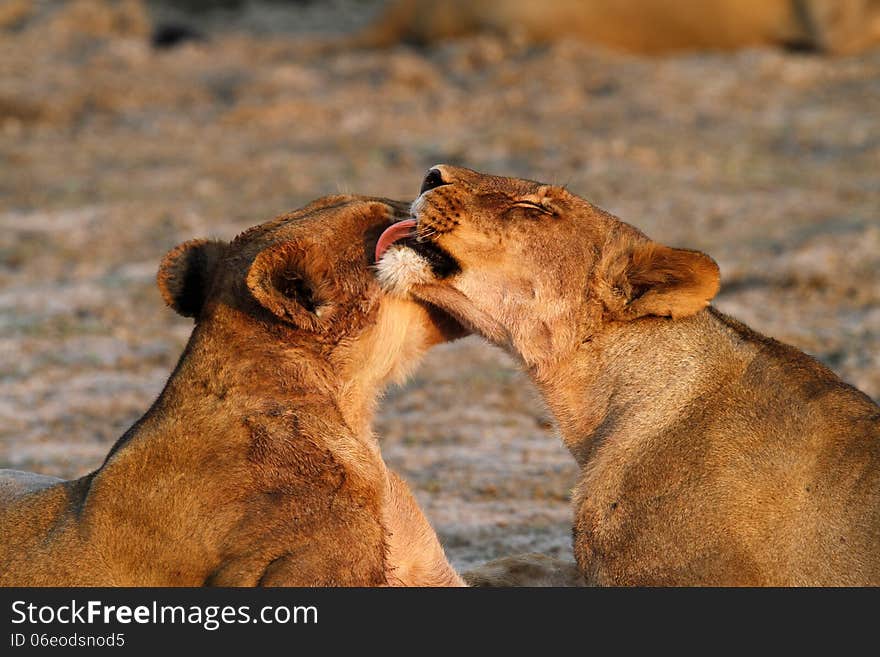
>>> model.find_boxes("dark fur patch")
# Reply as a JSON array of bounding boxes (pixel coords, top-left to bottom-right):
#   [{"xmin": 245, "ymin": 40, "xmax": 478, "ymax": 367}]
[
  {"xmin": 275, "ymin": 268, "xmax": 317, "ymax": 313},
  {"xmin": 401, "ymin": 237, "xmax": 461, "ymax": 278},
  {"xmin": 157, "ymin": 239, "xmax": 226, "ymax": 319}
]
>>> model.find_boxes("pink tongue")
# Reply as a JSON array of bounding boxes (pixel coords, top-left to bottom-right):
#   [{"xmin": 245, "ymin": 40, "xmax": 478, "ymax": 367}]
[{"xmin": 375, "ymin": 218, "xmax": 417, "ymax": 261}]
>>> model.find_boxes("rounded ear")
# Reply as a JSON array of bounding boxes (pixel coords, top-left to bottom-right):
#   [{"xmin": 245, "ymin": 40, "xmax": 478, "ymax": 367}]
[
  {"xmin": 245, "ymin": 241, "xmax": 339, "ymax": 330},
  {"xmin": 157, "ymin": 239, "xmax": 227, "ymax": 318},
  {"xmin": 599, "ymin": 239, "xmax": 720, "ymax": 321}
]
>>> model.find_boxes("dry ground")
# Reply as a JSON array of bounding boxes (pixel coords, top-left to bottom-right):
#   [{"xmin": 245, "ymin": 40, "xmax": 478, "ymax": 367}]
[{"xmin": 1, "ymin": 0, "xmax": 878, "ymax": 570}]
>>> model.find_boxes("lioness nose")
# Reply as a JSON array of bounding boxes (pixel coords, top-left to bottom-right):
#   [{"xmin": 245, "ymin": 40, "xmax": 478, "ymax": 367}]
[{"xmin": 420, "ymin": 168, "xmax": 448, "ymax": 194}]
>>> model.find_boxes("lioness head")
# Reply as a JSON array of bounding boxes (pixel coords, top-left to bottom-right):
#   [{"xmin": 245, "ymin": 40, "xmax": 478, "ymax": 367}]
[
  {"xmin": 158, "ymin": 195, "xmax": 463, "ymax": 386},
  {"xmin": 376, "ymin": 166, "xmax": 720, "ymax": 367}
]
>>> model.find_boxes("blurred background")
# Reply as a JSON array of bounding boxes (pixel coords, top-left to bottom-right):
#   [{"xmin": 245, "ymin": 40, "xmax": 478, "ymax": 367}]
[{"xmin": 1, "ymin": 0, "xmax": 878, "ymax": 570}]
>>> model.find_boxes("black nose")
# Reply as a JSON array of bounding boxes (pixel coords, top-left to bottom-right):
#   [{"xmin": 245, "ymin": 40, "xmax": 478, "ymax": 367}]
[{"xmin": 420, "ymin": 168, "xmax": 448, "ymax": 194}]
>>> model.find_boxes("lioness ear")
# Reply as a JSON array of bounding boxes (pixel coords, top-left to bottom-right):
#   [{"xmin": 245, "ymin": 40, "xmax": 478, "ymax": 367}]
[
  {"xmin": 157, "ymin": 239, "xmax": 227, "ymax": 318},
  {"xmin": 246, "ymin": 241, "xmax": 337, "ymax": 329},
  {"xmin": 601, "ymin": 240, "xmax": 720, "ymax": 320}
]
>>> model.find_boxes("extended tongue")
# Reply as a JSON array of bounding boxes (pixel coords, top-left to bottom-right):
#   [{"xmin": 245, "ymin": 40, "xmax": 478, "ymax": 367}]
[{"xmin": 375, "ymin": 218, "xmax": 417, "ymax": 261}]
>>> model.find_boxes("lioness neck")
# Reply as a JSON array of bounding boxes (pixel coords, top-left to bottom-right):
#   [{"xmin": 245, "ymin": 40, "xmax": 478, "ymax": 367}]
[
  {"xmin": 532, "ymin": 309, "xmax": 756, "ymax": 465},
  {"xmin": 78, "ymin": 311, "xmax": 391, "ymax": 584},
  {"xmin": 336, "ymin": 297, "xmax": 436, "ymax": 437}
]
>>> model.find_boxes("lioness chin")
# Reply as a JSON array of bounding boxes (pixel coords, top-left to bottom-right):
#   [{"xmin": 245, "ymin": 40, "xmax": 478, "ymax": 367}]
[
  {"xmin": 377, "ymin": 165, "xmax": 880, "ymax": 586},
  {"xmin": 0, "ymin": 195, "xmax": 465, "ymax": 587}
]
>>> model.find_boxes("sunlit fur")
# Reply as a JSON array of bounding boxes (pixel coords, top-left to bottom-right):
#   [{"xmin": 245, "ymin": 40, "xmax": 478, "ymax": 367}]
[
  {"xmin": 0, "ymin": 196, "xmax": 464, "ymax": 587},
  {"xmin": 333, "ymin": 0, "xmax": 880, "ymax": 55},
  {"xmin": 380, "ymin": 165, "xmax": 880, "ymax": 586}
]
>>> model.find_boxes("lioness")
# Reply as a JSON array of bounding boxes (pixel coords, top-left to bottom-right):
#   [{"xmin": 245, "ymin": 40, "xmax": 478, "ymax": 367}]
[
  {"xmin": 377, "ymin": 165, "xmax": 880, "ymax": 586},
  {"xmin": 341, "ymin": 0, "xmax": 880, "ymax": 55},
  {"xmin": 0, "ymin": 195, "xmax": 464, "ymax": 587}
]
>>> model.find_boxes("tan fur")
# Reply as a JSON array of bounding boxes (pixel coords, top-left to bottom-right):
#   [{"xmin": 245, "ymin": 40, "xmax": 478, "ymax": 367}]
[
  {"xmin": 335, "ymin": 0, "xmax": 880, "ymax": 55},
  {"xmin": 383, "ymin": 471, "xmax": 464, "ymax": 586},
  {"xmin": 0, "ymin": 196, "xmax": 464, "ymax": 587},
  {"xmin": 378, "ymin": 165, "xmax": 880, "ymax": 586}
]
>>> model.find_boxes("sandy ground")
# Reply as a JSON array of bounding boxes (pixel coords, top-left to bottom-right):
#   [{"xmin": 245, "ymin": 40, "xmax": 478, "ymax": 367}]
[{"xmin": 1, "ymin": 1, "xmax": 878, "ymax": 570}]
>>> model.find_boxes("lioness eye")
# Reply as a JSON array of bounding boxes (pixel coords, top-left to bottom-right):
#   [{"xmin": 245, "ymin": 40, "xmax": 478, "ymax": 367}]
[{"xmin": 512, "ymin": 201, "xmax": 554, "ymax": 216}]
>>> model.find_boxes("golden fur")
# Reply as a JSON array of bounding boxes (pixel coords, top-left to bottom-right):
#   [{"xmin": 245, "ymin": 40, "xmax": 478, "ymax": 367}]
[
  {"xmin": 378, "ymin": 165, "xmax": 880, "ymax": 585},
  {"xmin": 337, "ymin": 0, "xmax": 880, "ymax": 55},
  {"xmin": 0, "ymin": 195, "xmax": 464, "ymax": 587}
]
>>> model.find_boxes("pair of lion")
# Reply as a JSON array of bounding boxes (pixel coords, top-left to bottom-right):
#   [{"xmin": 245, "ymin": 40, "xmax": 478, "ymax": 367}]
[{"xmin": 2, "ymin": 167, "xmax": 878, "ymax": 586}]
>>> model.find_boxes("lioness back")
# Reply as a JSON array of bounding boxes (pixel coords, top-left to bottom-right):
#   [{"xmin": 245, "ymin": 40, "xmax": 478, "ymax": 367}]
[
  {"xmin": 352, "ymin": 0, "xmax": 880, "ymax": 54},
  {"xmin": 571, "ymin": 310, "xmax": 880, "ymax": 585}
]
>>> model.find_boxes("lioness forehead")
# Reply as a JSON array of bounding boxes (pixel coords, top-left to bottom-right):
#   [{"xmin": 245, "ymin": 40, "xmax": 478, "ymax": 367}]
[
  {"xmin": 485, "ymin": 175, "xmax": 547, "ymax": 196},
  {"xmin": 438, "ymin": 166, "xmax": 564, "ymax": 200},
  {"xmin": 467, "ymin": 171, "xmax": 545, "ymax": 195},
  {"xmin": 228, "ymin": 197, "xmax": 364, "ymax": 246},
  {"xmin": 229, "ymin": 196, "xmax": 408, "ymax": 255}
]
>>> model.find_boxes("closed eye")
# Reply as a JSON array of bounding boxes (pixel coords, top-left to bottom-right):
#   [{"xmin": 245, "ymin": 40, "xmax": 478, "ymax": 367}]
[{"xmin": 512, "ymin": 201, "xmax": 555, "ymax": 216}]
